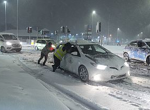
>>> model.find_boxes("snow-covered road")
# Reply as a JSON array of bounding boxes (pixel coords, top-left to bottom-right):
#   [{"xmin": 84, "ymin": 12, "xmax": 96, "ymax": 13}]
[{"xmin": 1, "ymin": 45, "xmax": 150, "ymax": 110}]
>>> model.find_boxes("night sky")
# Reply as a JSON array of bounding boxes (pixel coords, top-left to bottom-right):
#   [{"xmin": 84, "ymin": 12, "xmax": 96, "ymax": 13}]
[{"xmin": 0, "ymin": 0, "xmax": 150, "ymax": 40}]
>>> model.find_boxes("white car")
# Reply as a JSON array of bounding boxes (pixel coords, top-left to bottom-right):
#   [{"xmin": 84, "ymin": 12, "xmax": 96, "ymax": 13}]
[
  {"xmin": 34, "ymin": 39, "xmax": 56, "ymax": 50},
  {"xmin": 0, "ymin": 33, "xmax": 22, "ymax": 53},
  {"xmin": 59, "ymin": 41, "xmax": 130, "ymax": 82}
]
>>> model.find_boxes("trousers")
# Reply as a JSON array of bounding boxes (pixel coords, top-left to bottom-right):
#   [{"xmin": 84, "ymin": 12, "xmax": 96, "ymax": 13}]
[
  {"xmin": 52, "ymin": 55, "xmax": 60, "ymax": 72},
  {"xmin": 38, "ymin": 52, "xmax": 48, "ymax": 65}
]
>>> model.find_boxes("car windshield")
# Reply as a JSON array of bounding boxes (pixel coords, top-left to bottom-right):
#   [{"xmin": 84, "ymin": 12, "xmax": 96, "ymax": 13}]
[
  {"xmin": 2, "ymin": 35, "xmax": 17, "ymax": 40},
  {"xmin": 79, "ymin": 44, "xmax": 111, "ymax": 56}
]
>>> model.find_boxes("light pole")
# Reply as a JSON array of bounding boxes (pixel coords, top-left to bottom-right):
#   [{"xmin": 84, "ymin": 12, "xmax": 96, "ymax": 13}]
[
  {"xmin": 4, "ymin": 1, "xmax": 7, "ymax": 31},
  {"xmin": 92, "ymin": 10, "xmax": 96, "ymax": 36},
  {"xmin": 17, "ymin": 0, "xmax": 19, "ymax": 38}
]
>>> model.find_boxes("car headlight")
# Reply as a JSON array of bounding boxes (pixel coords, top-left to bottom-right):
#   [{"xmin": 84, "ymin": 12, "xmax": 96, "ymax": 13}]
[
  {"xmin": 6, "ymin": 42, "xmax": 12, "ymax": 46},
  {"xmin": 91, "ymin": 62, "xmax": 107, "ymax": 70},
  {"xmin": 20, "ymin": 42, "xmax": 23, "ymax": 45},
  {"xmin": 52, "ymin": 44, "xmax": 56, "ymax": 48},
  {"xmin": 97, "ymin": 65, "xmax": 107, "ymax": 70},
  {"xmin": 124, "ymin": 62, "xmax": 129, "ymax": 67}
]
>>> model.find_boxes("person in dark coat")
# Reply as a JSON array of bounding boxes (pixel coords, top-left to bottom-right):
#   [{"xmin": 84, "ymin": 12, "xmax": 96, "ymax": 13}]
[{"xmin": 38, "ymin": 42, "xmax": 54, "ymax": 66}]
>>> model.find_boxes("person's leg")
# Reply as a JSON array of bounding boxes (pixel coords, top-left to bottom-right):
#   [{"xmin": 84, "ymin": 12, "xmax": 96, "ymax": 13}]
[
  {"xmin": 38, "ymin": 52, "xmax": 44, "ymax": 64},
  {"xmin": 43, "ymin": 54, "xmax": 48, "ymax": 65},
  {"xmin": 52, "ymin": 55, "xmax": 60, "ymax": 72}
]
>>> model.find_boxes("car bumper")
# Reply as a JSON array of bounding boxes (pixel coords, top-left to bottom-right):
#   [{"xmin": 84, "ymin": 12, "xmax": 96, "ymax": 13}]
[
  {"xmin": 5, "ymin": 45, "xmax": 22, "ymax": 51},
  {"xmin": 89, "ymin": 66, "xmax": 130, "ymax": 82}
]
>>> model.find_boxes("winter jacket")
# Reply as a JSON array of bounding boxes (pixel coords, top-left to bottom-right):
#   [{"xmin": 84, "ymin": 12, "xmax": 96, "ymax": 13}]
[
  {"xmin": 54, "ymin": 45, "xmax": 66, "ymax": 60},
  {"xmin": 41, "ymin": 44, "xmax": 54, "ymax": 55}
]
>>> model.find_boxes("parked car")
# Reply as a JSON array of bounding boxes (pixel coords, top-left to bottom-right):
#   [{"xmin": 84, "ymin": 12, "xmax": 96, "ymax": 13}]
[
  {"xmin": 0, "ymin": 33, "xmax": 22, "ymax": 53},
  {"xmin": 34, "ymin": 39, "xmax": 56, "ymax": 50},
  {"xmin": 59, "ymin": 41, "xmax": 130, "ymax": 82},
  {"xmin": 123, "ymin": 39, "xmax": 150, "ymax": 65}
]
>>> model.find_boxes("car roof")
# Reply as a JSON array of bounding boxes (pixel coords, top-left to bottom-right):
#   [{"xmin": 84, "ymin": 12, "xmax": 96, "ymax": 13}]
[
  {"xmin": 130, "ymin": 39, "xmax": 150, "ymax": 43},
  {"xmin": 37, "ymin": 39, "xmax": 53, "ymax": 41},
  {"xmin": 59, "ymin": 41, "xmax": 97, "ymax": 46},
  {"xmin": 142, "ymin": 39, "xmax": 150, "ymax": 42},
  {"xmin": 0, "ymin": 33, "xmax": 15, "ymax": 35}
]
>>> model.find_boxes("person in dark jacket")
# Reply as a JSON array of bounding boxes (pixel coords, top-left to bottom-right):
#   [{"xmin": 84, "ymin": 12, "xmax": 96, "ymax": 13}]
[
  {"xmin": 52, "ymin": 42, "xmax": 71, "ymax": 72},
  {"xmin": 38, "ymin": 42, "xmax": 54, "ymax": 66}
]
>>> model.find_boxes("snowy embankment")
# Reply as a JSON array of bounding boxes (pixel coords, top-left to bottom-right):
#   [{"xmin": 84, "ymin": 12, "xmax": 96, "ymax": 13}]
[
  {"xmin": 0, "ymin": 54, "xmax": 69, "ymax": 110},
  {"xmin": 12, "ymin": 48, "xmax": 149, "ymax": 110}
]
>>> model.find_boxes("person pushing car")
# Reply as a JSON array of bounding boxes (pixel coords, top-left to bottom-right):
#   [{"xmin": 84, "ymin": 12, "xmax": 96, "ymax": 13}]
[
  {"xmin": 38, "ymin": 42, "xmax": 54, "ymax": 66},
  {"xmin": 52, "ymin": 42, "xmax": 71, "ymax": 72}
]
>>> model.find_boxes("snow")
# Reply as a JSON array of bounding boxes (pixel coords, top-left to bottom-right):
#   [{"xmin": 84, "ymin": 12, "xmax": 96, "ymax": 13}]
[
  {"xmin": 1, "ymin": 44, "xmax": 150, "ymax": 110},
  {"xmin": 0, "ymin": 55, "xmax": 69, "ymax": 110}
]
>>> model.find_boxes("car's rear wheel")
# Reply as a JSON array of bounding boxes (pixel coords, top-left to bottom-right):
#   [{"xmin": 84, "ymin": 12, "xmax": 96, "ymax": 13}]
[
  {"xmin": 35, "ymin": 46, "xmax": 39, "ymax": 51},
  {"xmin": 78, "ymin": 65, "xmax": 89, "ymax": 82},
  {"xmin": 123, "ymin": 53, "xmax": 130, "ymax": 62},
  {"xmin": 1, "ymin": 46, "xmax": 6, "ymax": 53}
]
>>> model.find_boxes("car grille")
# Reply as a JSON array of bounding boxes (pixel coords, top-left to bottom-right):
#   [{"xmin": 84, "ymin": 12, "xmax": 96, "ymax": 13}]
[
  {"xmin": 110, "ymin": 67, "xmax": 118, "ymax": 70},
  {"xmin": 110, "ymin": 65, "xmax": 124, "ymax": 71},
  {"xmin": 12, "ymin": 44, "xmax": 20, "ymax": 47},
  {"xmin": 111, "ymin": 74, "xmax": 126, "ymax": 79}
]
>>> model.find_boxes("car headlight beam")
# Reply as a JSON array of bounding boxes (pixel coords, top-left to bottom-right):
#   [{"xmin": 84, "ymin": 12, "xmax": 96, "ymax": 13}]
[
  {"xmin": 90, "ymin": 62, "xmax": 107, "ymax": 70},
  {"xmin": 93, "ymin": 75, "xmax": 101, "ymax": 81}
]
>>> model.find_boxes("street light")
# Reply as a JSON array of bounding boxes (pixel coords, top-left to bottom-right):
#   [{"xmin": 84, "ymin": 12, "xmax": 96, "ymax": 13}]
[
  {"xmin": 117, "ymin": 28, "xmax": 120, "ymax": 40},
  {"xmin": 3, "ymin": 1, "xmax": 7, "ymax": 31},
  {"xmin": 92, "ymin": 10, "xmax": 96, "ymax": 36},
  {"xmin": 141, "ymin": 32, "xmax": 143, "ymax": 39}
]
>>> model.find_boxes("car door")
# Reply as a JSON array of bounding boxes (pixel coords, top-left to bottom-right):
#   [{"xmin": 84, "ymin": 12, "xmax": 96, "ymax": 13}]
[
  {"xmin": 128, "ymin": 41, "xmax": 138, "ymax": 59},
  {"xmin": 0, "ymin": 35, "xmax": 3, "ymax": 47},
  {"xmin": 61, "ymin": 45, "xmax": 81, "ymax": 74},
  {"xmin": 137, "ymin": 41, "xmax": 147, "ymax": 61}
]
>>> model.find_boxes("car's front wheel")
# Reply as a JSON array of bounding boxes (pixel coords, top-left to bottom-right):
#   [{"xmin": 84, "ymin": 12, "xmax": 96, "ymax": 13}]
[
  {"xmin": 78, "ymin": 65, "xmax": 89, "ymax": 82},
  {"xmin": 123, "ymin": 53, "xmax": 130, "ymax": 62},
  {"xmin": 1, "ymin": 46, "xmax": 6, "ymax": 53},
  {"xmin": 146, "ymin": 56, "xmax": 150, "ymax": 65}
]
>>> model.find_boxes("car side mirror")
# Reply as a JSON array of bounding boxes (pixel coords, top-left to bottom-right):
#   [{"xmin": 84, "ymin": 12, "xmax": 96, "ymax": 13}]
[{"xmin": 71, "ymin": 51, "xmax": 78, "ymax": 56}]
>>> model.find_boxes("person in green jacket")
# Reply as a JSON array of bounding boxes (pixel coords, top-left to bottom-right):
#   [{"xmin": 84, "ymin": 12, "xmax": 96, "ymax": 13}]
[{"xmin": 52, "ymin": 42, "xmax": 71, "ymax": 72}]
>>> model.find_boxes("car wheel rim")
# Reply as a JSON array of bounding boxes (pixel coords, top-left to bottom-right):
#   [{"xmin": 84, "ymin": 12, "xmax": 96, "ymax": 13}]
[
  {"xmin": 79, "ymin": 67, "xmax": 88, "ymax": 81},
  {"xmin": 124, "ymin": 53, "xmax": 129, "ymax": 61}
]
